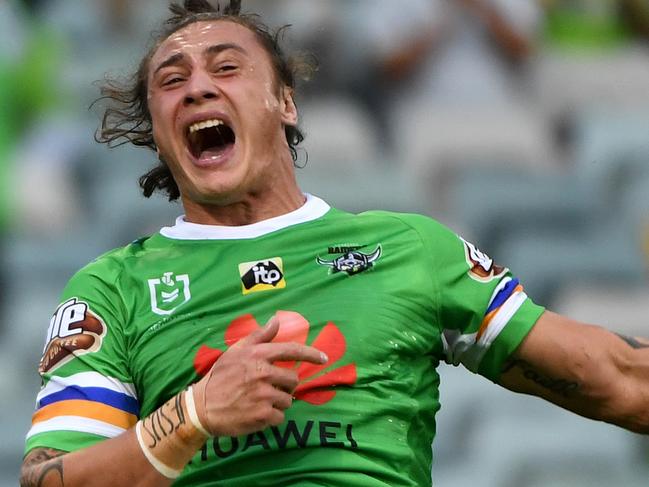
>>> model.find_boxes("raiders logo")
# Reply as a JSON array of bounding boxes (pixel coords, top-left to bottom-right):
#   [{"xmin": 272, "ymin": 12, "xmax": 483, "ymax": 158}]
[
  {"xmin": 40, "ymin": 298, "xmax": 106, "ymax": 373},
  {"xmin": 317, "ymin": 245, "xmax": 382, "ymax": 276}
]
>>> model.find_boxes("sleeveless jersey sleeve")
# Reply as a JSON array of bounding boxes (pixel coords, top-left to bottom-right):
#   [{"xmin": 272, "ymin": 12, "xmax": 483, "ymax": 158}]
[
  {"xmin": 411, "ymin": 215, "xmax": 545, "ymax": 382},
  {"xmin": 24, "ymin": 255, "xmax": 137, "ymax": 455}
]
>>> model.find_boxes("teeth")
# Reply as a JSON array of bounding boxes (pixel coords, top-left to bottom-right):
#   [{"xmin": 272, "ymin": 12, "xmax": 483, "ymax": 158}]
[{"xmin": 189, "ymin": 119, "xmax": 224, "ymax": 134}]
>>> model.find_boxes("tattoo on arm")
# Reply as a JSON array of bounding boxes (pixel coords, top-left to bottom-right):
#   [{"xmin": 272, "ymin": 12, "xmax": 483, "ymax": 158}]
[
  {"xmin": 615, "ymin": 334, "xmax": 649, "ymax": 350},
  {"xmin": 140, "ymin": 392, "xmax": 187, "ymax": 450},
  {"xmin": 502, "ymin": 358, "xmax": 580, "ymax": 398},
  {"xmin": 20, "ymin": 448, "xmax": 66, "ymax": 487}
]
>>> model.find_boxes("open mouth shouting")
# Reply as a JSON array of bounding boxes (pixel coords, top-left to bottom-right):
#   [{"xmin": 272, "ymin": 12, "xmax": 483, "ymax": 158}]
[{"xmin": 185, "ymin": 116, "xmax": 236, "ymax": 167}]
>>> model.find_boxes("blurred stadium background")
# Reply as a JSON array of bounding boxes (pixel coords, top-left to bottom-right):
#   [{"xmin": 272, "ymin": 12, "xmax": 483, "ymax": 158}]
[{"xmin": 2, "ymin": 0, "xmax": 649, "ymax": 485}]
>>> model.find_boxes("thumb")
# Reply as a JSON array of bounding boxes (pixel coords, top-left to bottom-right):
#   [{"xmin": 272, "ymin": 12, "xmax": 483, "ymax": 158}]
[{"xmin": 238, "ymin": 315, "xmax": 280, "ymax": 346}]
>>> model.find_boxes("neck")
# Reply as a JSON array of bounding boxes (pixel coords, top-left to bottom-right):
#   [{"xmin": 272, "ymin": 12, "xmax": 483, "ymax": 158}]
[{"xmin": 181, "ymin": 181, "xmax": 305, "ymax": 226}]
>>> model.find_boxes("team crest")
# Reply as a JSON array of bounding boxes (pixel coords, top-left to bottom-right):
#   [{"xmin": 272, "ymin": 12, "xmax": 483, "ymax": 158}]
[
  {"xmin": 461, "ymin": 238, "xmax": 506, "ymax": 282},
  {"xmin": 317, "ymin": 245, "xmax": 382, "ymax": 276},
  {"xmin": 239, "ymin": 258, "xmax": 286, "ymax": 295},
  {"xmin": 148, "ymin": 272, "xmax": 191, "ymax": 315}
]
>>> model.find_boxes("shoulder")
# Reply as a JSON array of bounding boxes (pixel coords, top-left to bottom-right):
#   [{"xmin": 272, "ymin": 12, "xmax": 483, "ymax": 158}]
[
  {"xmin": 349, "ymin": 209, "xmax": 457, "ymax": 240},
  {"xmin": 325, "ymin": 208, "xmax": 463, "ymax": 256},
  {"xmin": 64, "ymin": 236, "xmax": 156, "ymax": 292}
]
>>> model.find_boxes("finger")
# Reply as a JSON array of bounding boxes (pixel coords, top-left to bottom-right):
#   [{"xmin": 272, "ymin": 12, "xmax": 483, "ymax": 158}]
[
  {"xmin": 265, "ymin": 366, "xmax": 299, "ymax": 393},
  {"xmin": 234, "ymin": 315, "xmax": 280, "ymax": 348},
  {"xmin": 271, "ymin": 389, "xmax": 293, "ymax": 411},
  {"xmin": 266, "ymin": 408, "xmax": 286, "ymax": 427},
  {"xmin": 256, "ymin": 342, "xmax": 328, "ymax": 364}
]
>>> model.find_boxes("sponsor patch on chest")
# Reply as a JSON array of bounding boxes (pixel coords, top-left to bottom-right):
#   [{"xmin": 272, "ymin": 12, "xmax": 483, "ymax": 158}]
[{"xmin": 238, "ymin": 257, "xmax": 286, "ymax": 294}]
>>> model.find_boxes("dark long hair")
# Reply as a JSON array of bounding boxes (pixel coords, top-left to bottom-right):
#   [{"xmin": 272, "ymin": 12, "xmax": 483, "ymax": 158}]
[{"xmin": 95, "ymin": 0, "xmax": 310, "ymax": 201}]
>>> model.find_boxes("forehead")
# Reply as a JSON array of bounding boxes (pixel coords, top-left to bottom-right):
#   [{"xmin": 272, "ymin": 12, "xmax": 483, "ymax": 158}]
[{"xmin": 150, "ymin": 20, "xmax": 266, "ymax": 68}]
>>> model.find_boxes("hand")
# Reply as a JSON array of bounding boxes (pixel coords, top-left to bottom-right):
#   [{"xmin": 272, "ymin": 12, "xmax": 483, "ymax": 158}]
[{"xmin": 191, "ymin": 315, "xmax": 328, "ymax": 437}]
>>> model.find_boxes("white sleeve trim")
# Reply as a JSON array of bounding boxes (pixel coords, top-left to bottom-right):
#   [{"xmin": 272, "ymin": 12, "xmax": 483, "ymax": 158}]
[
  {"xmin": 442, "ymin": 289, "xmax": 527, "ymax": 372},
  {"xmin": 26, "ymin": 416, "xmax": 126, "ymax": 441},
  {"xmin": 37, "ymin": 372, "xmax": 137, "ymax": 406}
]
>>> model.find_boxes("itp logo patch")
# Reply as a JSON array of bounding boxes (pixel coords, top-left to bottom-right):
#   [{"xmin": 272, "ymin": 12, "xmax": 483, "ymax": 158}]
[
  {"xmin": 193, "ymin": 311, "xmax": 357, "ymax": 405},
  {"xmin": 239, "ymin": 258, "xmax": 286, "ymax": 295}
]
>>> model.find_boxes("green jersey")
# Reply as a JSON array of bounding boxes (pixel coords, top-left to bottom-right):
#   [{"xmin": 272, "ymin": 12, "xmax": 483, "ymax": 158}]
[{"xmin": 26, "ymin": 195, "xmax": 544, "ymax": 486}]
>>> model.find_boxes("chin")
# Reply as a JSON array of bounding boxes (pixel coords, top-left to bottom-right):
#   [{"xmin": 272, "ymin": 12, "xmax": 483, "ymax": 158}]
[{"xmin": 185, "ymin": 181, "xmax": 246, "ymax": 206}]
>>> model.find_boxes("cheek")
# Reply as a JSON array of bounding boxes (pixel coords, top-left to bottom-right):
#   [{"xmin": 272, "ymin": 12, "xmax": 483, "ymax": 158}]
[
  {"xmin": 261, "ymin": 82, "xmax": 281, "ymax": 112},
  {"xmin": 151, "ymin": 107, "xmax": 170, "ymax": 129},
  {"xmin": 149, "ymin": 100, "xmax": 176, "ymax": 147},
  {"xmin": 150, "ymin": 117, "xmax": 165, "ymax": 148},
  {"xmin": 239, "ymin": 75, "xmax": 281, "ymax": 115}
]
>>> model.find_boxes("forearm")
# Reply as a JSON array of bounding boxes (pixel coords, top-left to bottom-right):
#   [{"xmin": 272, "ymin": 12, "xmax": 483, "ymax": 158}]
[
  {"xmin": 21, "ymin": 431, "xmax": 165, "ymax": 487},
  {"xmin": 21, "ymin": 389, "xmax": 208, "ymax": 487},
  {"xmin": 600, "ymin": 333, "xmax": 649, "ymax": 432},
  {"xmin": 499, "ymin": 311, "xmax": 649, "ymax": 433},
  {"xmin": 21, "ymin": 316, "xmax": 327, "ymax": 486}
]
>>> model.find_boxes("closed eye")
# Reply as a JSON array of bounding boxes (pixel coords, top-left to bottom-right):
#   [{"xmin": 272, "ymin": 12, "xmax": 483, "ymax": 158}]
[
  {"xmin": 162, "ymin": 76, "xmax": 184, "ymax": 86},
  {"xmin": 216, "ymin": 64, "xmax": 238, "ymax": 73}
]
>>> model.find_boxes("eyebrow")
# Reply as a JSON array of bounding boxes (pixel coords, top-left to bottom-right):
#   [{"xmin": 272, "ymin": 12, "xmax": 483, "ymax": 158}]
[
  {"xmin": 154, "ymin": 53, "xmax": 185, "ymax": 75},
  {"xmin": 206, "ymin": 43, "xmax": 247, "ymax": 57},
  {"xmin": 153, "ymin": 43, "xmax": 248, "ymax": 75}
]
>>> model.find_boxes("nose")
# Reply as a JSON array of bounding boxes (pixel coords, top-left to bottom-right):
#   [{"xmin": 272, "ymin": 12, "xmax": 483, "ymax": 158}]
[{"xmin": 183, "ymin": 71, "xmax": 219, "ymax": 105}]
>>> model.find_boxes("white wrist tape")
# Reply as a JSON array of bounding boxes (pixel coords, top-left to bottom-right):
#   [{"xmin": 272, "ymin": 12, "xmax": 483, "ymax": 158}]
[
  {"xmin": 135, "ymin": 421, "xmax": 182, "ymax": 479},
  {"xmin": 185, "ymin": 386, "xmax": 210, "ymax": 437}
]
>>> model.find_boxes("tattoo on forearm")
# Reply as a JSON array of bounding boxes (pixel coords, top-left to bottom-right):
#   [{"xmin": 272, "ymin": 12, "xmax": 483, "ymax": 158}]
[
  {"xmin": 20, "ymin": 448, "xmax": 65, "ymax": 487},
  {"xmin": 615, "ymin": 334, "xmax": 649, "ymax": 350},
  {"xmin": 503, "ymin": 359, "xmax": 580, "ymax": 398},
  {"xmin": 140, "ymin": 393, "xmax": 187, "ymax": 449}
]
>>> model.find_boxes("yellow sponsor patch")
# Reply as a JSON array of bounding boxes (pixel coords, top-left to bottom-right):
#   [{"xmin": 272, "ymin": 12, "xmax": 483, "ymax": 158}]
[{"xmin": 238, "ymin": 257, "xmax": 286, "ymax": 295}]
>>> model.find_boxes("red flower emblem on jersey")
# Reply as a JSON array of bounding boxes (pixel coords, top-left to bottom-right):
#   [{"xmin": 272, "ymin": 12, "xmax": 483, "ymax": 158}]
[{"xmin": 193, "ymin": 311, "xmax": 357, "ymax": 405}]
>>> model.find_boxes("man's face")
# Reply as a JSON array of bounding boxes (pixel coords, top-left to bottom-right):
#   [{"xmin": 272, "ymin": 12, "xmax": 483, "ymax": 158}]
[{"xmin": 147, "ymin": 20, "xmax": 298, "ymax": 205}]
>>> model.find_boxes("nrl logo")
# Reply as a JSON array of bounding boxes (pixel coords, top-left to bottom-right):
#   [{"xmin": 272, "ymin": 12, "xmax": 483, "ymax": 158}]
[
  {"xmin": 317, "ymin": 245, "xmax": 382, "ymax": 276},
  {"xmin": 148, "ymin": 272, "xmax": 191, "ymax": 315}
]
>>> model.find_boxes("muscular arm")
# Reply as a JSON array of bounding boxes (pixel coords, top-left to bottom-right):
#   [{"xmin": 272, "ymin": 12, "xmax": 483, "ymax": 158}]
[
  {"xmin": 499, "ymin": 310, "xmax": 649, "ymax": 433},
  {"xmin": 21, "ymin": 448, "xmax": 66, "ymax": 487},
  {"xmin": 20, "ymin": 317, "xmax": 327, "ymax": 486},
  {"xmin": 20, "ymin": 392, "xmax": 202, "ymax": 487}
]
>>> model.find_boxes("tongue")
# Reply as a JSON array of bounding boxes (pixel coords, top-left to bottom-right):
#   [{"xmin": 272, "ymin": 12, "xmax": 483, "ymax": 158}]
[{"xmin": 197, "ymin": 142, "xmax": 234, "ymax": 164}]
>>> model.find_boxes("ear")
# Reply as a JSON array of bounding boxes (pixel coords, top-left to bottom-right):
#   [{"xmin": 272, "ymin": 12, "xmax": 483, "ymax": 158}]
[{"xmin": 279, "ymin": 86, "xmax": 298, "ymax": 127}]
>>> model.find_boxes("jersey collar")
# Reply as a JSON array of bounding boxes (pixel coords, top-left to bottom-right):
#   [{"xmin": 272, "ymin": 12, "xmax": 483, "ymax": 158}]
[{"xmin": 160, "ymin": 194, "xmax": 331, "ymax": 240}]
